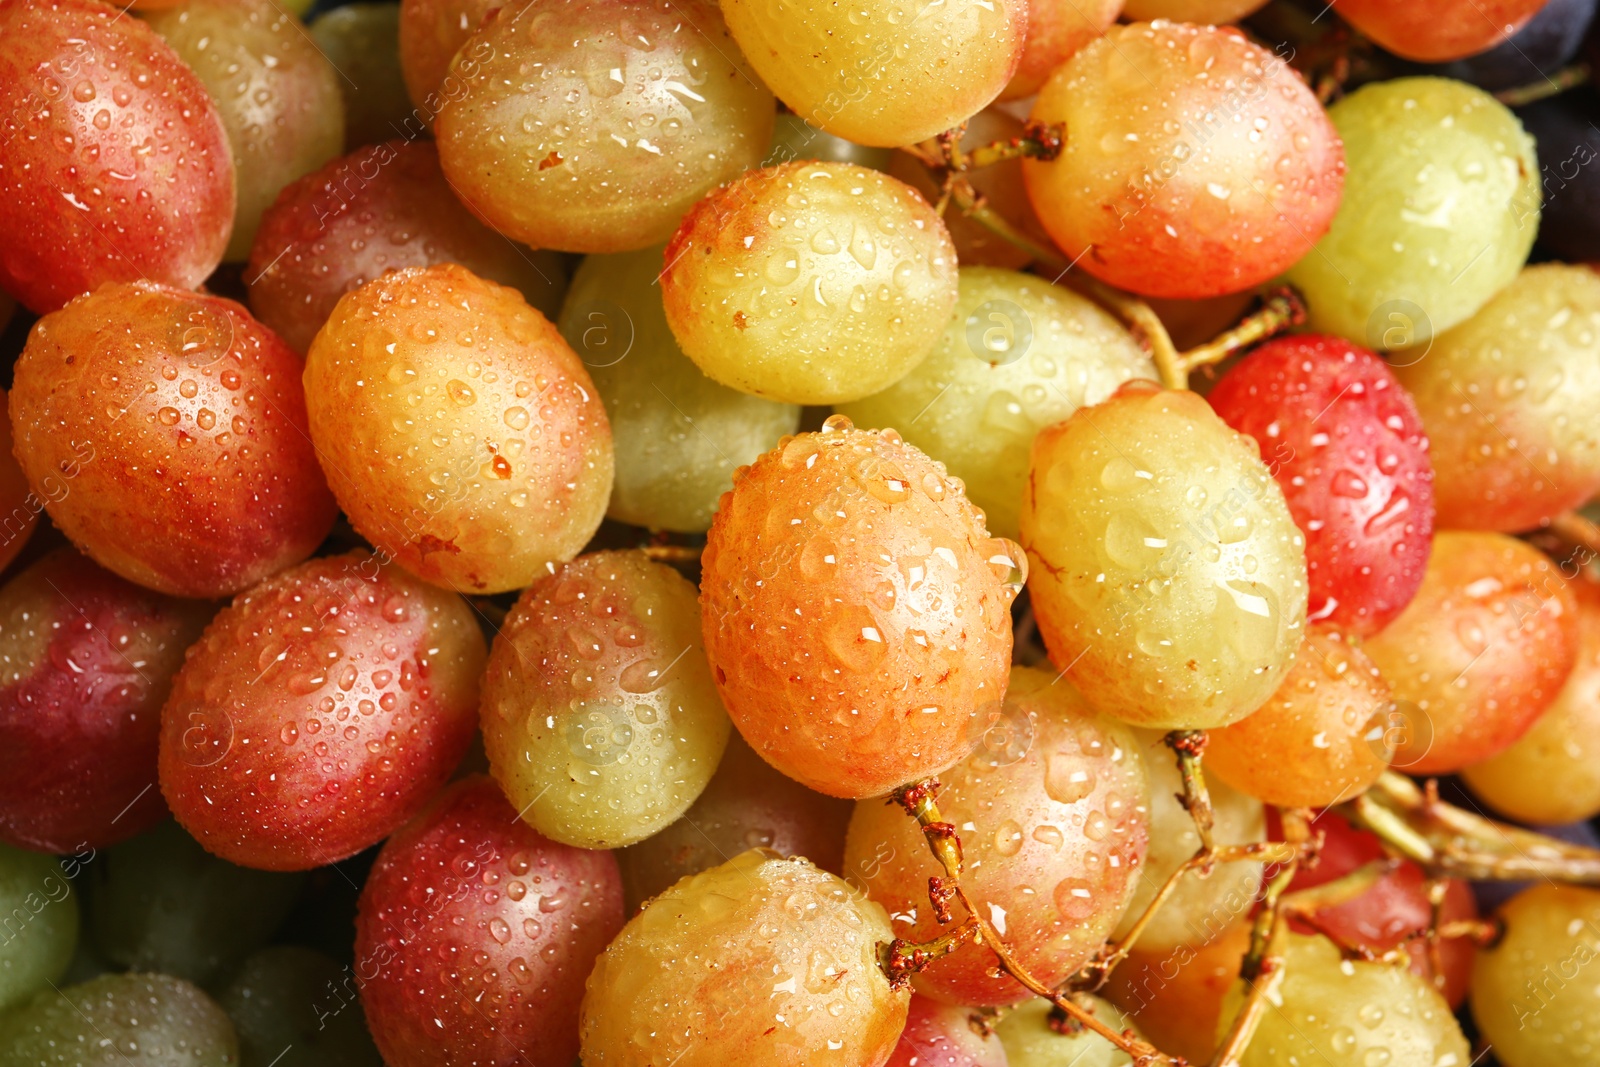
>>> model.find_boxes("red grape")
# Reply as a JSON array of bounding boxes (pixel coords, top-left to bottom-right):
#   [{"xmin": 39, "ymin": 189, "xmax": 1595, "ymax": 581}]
[
  {"xmin": 356, "ymin": 776, "xmax": 624, "ymax": 1067},
  {"xmin": 1333, "ymin": 0, "xmax": 1549, "ymax": 62},
  {"xmin": 1207, "ymin": 335, "xmax": 1434, "ymax": 637},
  {"xmin": 886, "ymin": 995, "xmax": 1008, "ymax": 1067},
  {"xmin": 0, "ymin": 0, "xmax": 234, "ymax": 313},
  {"xmin": 397, "ymin": 0, "xmax": 497, "ymax": 112},
  {"xmin": 159, "ymin": 551, "xmax": 486, "ymax": 871}
]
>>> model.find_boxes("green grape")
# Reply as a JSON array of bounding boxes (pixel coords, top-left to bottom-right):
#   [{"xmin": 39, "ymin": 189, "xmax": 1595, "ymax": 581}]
[
  {"xmin": 309, "ymin": 4, "xmax": 413, "ymax": 151},
  {"xmin": 838, "ymin": 266, "xmax": 1155, "ymax": 540},
  {"xmin": 219, "ymin": 946, "xmax": 382, "ymax": 1067},
  {"xmin": 1021, "ymin": 382, "xmax": 1309, "ymax": 730},
  {"xmin": 1286, "ymin": 77, "xmax": 1539, "ymax": 350},
  {"xmin": 661, "ymin": 162, "xmax": 960, "ymax": 405},
  {"xmin": 1473, "ymin": 884, "xmax": 1600, "ymax": 1067},
  {"xmin": 997, "ymin": 994, "xmax": 1142, "ymax": 1067},
  {"xmin": 559, "ymin": 248, "xmax": 800, "ymax": 533},
  {"xmin": 720, "ymin": 0, "xmax": 1026, "ymax": 147},
  {"xmin": 0, "ymin": 843, "xmax": 77, "ymax": 1012},
  {"xmin": 88, "ymin": 821, "xmax": 304, "ymax": 988},
  {"xmin": 1113, "ymin": 730, "xmax": 1265, "ymax": 953},
  {"xmin": 765, "ymin": 113, "xmax": 893, "ymax": 172},
  {"xmin": 0, "ymin": 973, "xmax": 240, "ymax": 1067},
  {"xmin": 1219, "ymin": 932, "xmax": 1470, "ymax": 1067}
]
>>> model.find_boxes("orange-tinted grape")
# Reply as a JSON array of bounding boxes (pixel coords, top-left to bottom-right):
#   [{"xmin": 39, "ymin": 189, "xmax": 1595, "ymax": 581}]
[
  {"xmin": 1002, "ymin": 0, "xmax": 1122, "ymax": 101},
  {"xmin": 397, "ymin": 0, "xmax": 497, "ymax": 112},
  {"xmin": 886, "ymin": 995, "xmax": 1008, "ymax": 1067},
  {"xmin": 1333, "ymin": 0, "xmax": 1549, "ymax": 61},
  {"xmin": 303, "ymin": 263, "xmax": 613, "ymax": 594},
  {"xmin": 1362, "ymin": 531, "xmax": 1579, "ymax": 774},
  {"xmin": 1472, "ymin": 884, "xmax": 1600, "ymax": 1067},
  {"xmin": 846, "ymin": 666, "xmax": 1149, "ymax": 1007},
  {"xmin": 1023, "ymin": 22, "xmax": 1344, "ymax": 299},
  {"xmin": 10, "ymin": 282, "xmax": 337, "ymax": 598},
  {"xmin": 700, "ymin": 416, "xmax": 1021, "ymax": 798},
  {"xmin": 0, "ymin": 387, "xmax": 36, "ymax": 574},
  {"xmin": 1104, "ymin": 919, "xmax": 1252, "ymax": 1064},
  {"xmin": 1123, "ymin": 0, "xmax": 1268, "ymax": 17}
]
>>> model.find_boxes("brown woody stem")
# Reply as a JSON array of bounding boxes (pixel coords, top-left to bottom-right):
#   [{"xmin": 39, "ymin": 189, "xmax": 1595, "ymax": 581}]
[
  {"xmin": 1168, "ymin": 730, "xmax": 1216, "ymax": 853},
  {"xmin": 1495, "ymin": 63, "xmax": 1591, "ymax": 108},
  {"xmin": 945, "ymin": 179, "xmax": 1071, "ymax": 272},
  {"xmin": 1179, "ymin": 288, "xmax": 1307, "ymax": 373}
]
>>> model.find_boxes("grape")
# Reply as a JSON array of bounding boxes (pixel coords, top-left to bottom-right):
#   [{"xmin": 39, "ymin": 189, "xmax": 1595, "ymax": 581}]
[
  {"xmin": 1123, "ymin": 0, "xmax": 1268, "ymax": 17},
  {"xmin": 0, "ymin": 388, "xmax": 36, "ymax": 575},
  {"xmin": 0, "ymin": 549, "xmax": 210, "ymax": 854},
  {"xmin": 1217, "ymin": 932, "xmax": 1470, "ymax": 1067},
  {"xmin": 218, "ymin": 946, "xmax": 383, "ymax": 1067},
  {"xmin": 1285, "ymin": 77, "xmax": 1539, "ymax": 349},
  {"xmin": 720, "ymin": 0, "xmax": 1025, "ymax": 148},
  {"xmin": 1207, "ymin": 334, "xmax": 1434, "ymax": 637},
  {"xmin": 0, "ymin": 843, "xmax": 78, "ymax": 1013},
  {"xmin": 1393, "ymin": 264, "xmax": 1600, "ymax": 532},
  {"xmin": 309, "ymin": 4, "xmax": 413, "ymax": 151},
  {"xmin": 580, "ymin": 849, "xmax": 907, "ymax": 1066},
  {"xmin": 1361, "ymin": 531, "xmax": 1579, "ymax": 774},
  {"xmin": 616, "ymin": 734, "xmax": 854, "ymax": 913},
  {"xmin": 303, "ymin": 263, "xmax": 613, "ymax": 595},
  {"xmin": 700, "ymin": 416, "xmax": 1021, "ymax": 798},
  {"xmin": 886, "ymin": 995, "xmax": 1008, "ymax": 1067},
  {"xmin": 146, "ymin": 0, "xmax": 345, "ymax": 262},
  {"xmin": 846, "ymin": 666, "xmax": 1150, "ymax": 1006},
  {"xmin": 1518, "ymin": 88, "xmax": 1600, "ymax": 264},
  {"xmin": 1103, "ymin": 918, "xmax": 1252, "ymax": 1063},
  {"xmin": 0, "ymin": 973, "xmax": 240, "ymax": 1067},
  {"xmin": 1023, "ymin": 22, "xmax": 1344, "ymax": 300},
  {"xmin": 839, "ymin": 266, "xmax": 1155, "ymax": 541},
  {"xmin": 1003, "ymin": 0, "xmax": 1122, "ymax": 101},
  {"xmin": 87, "ymin": 820, "xmax": 303, "ymax": 987},
  {"xmin": 397, "ymin": 0, "xmax": 497, "ymax": 112},
  {"xmin": 1472, "ymin": 884, "xmax": 1600, "ymax": 1067},
  {"xmin": 1205, "ymin": 627, "xmax": 1390, "ymax": 809},
  {"xmin": 481, "ymin": 550, "xmax": 730, "ymax": 850},
  {"xmin": 1423, "ymin": 0, "xmax": 1597, "ymax": 90},
  {"xmin": 660, "ymin": 162, "xmax": 960, "ymax": 405},
  {"xmin": 996, "ymin": 994, "xmax": 1140, "ymax": 1067},
  {"xmin": 434, "ymin": 0, "xmax": 775, "ymax": 254},
  {"xmin": 159, "ymin": 551, "xmax": 485, "ymax": 871},
  {"xmin": 767, "ymin": 113, "xmax": 894, "ymax": 172},
  {"xmin": 1463, "ymin": 578, "xmax": 1600, "ymax": 824},
  {"xmin": 248, "ymin": 140, "xmax": 568, "ymax": 354},
  {"xmin": 558, "ymin": 247, "xmax": 799, "ymax": 533},
  {"xmin": 0, "ymin": 0, "xmax": 233, "ymax": 313},
  {"xmin": 1021, "ymin": 381, "xmax": 1309, "ymax": 731},
  {"xmin": 1332, "ymin": 0, "xmax": 1549, "ymax": 62},
  {"xmin": 1113, "ymin": 729, "xmax": 1264, "ymax": 953},
  {"xmin": 9, "ymin": 282, "xmax": 337, "ymax": 599},
  {"xmin": 356, "ymin": 776, "xmax": 624, "ymax": 1067}
]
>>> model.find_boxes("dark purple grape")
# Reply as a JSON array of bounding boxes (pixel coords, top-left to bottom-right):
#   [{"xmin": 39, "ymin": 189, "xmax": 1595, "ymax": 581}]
[
  {"xmin": 1517, "ymin": 86, "xmax": 1600, "ymax": 263},
  {"xmin": 1418, "ymin": 0, "xmax": 1596, "ymax": 88}
]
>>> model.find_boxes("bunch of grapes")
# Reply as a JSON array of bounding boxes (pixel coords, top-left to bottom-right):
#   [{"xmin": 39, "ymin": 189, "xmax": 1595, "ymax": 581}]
[{"xmin": 3, "ymin": 1, "xmax": 1600, "ymax": 1067}]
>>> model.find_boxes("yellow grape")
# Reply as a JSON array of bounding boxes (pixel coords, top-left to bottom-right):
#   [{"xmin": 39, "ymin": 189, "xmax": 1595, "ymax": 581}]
[
  {"xmin": 1002, "ymin": 0, "xmax": 1122, "ymax": 102},
  {"xmin": 1472, "ymin": 884, "xmax": 1600, "ymax": 1067},
  {"xmin": 996, "ymin": 994, "xmax": 1142, "ymax": 1067}
]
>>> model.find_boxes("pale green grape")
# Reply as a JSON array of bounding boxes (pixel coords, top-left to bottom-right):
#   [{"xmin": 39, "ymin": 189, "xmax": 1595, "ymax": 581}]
[
  {"xmin": 0, "ymin": 843, "xmax": 77, "ymax": 1012},
  {"xmin": 559, "ymin": 248, "xmax": 800, "ymax": 533},
  {"xmin": 1473, "ymin": 884, "xmax": 1600, "ymax": 1067},
  {"xmin": 838, "ymin": 266, "xmax": 1155, "ymax": 539},
  {"xmin": 308, "ymin": 4, "xmax": 412, "ymax": 151},
  {"xmin": 1286, "ymin": 77, "xmax": 1539, "ymax": 349},
  {"xmin": 219, "ymin": 947, "xmax": 382, "ymax": 1067},
  {"xmin": 1220, "ymin": 933, "xmax": 1470, "ymax": 1067},
  {"xmin": 764, "ymin": 114, "xmax": 893, "ymax": 171},
  {"xmin": 0, "ymin": 973, "xmax": 239, "ymax": 1067},
  {"xmin": 997, "ymin": 994, "xmax": 1141, "ymax": 1067}
]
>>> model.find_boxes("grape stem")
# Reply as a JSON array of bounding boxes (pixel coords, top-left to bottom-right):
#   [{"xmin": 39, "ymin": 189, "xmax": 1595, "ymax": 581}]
[
  {"xmin": 1494, "ymin": 63, "xmax": 1592, "ymax": 108},
  {"xmin": 640, "ymin": 544, "xmax": 703, "ymax": 564},
  {"xmin": 1178, "ymin": 288, "xmax": 1307, "ymax": 374}
]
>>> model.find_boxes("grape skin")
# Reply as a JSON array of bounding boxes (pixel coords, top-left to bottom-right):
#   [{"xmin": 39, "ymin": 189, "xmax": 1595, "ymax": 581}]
[
  {"xmin": 1104, "ymin": 919, "xmax": 1253, "ymax": 1063},
  {"xmin": 0, "ymin": 842, "xmax": 78, "ymax": 1013},
  {"xmin": 765, "ymin": 113, "xmax": 894, "ymax": 172},
  {"xmin": 1001, "ymin": 0, "xmax": 1122, "ymax": 102},
  {"xmin": 219, "ymin": 946, "xmax": 383, "ymax": 1067},
  {"xmin": 1333, "ymin": 0, "xmax": 1550, "ymax": 62},
  {"xmin": 558, "ymin": 247, "xmax": 799, "ymax": 533},
  {"xmin": 886, "ymin": 995, "xmax": 1008, "ymax": 1067},
  {"xmin": 839, "ymin": 265, "xmax": 1155, "ymax": 541},
  {"xmin": 1021, "ymin": 382, "xmax": 1309, "ymax": 731},
  {"xmin": 308, "ymin": 4, "xmax": 413, "ymax": 152},
  {"xmin": 397, "ymin": 0, "xmax": 497, "ymax": 111},
  {"xmin": 997, "ymin": 994, "xmax": 1141, "ymax": 1067},
  {"xmin": 1421, "ymin": 0, "xmax": 1597, "ymax": 91},
  {"xmin": 661, "ymin": 162, "xmax": 960, "ymax": 406},
  {"xmin": 1518, "ymin": 88, "xmax": 1600, "ymax": 265},
  {"xmin": 1122, "ymin": 0, "xmax": 1267, "ymax": 18},
  {"xmin": 0, "ymin": 973, "xmax": 240, "ymax": 1067},
  {"xmin": 1472, "ymin": 884, "xmax": 1600, "ymax": 1067}
]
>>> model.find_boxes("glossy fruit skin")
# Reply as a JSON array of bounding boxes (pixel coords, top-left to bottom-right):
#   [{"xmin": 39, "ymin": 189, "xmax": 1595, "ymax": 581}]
[
  {"xmin": 1104, "ymin": 919, "xmax": 1252, "ymax": 1063},
  {"xmin": 309, "ymin": 4, "xmax": 413, "ymax": 151},
  {"xmin": 721, "ymin": 0, "xmax": 1024, "ymax": 148},
  {"xmin": 219, "ymin": 946, "xmax": 383, "ymax": 1067},
  {"xmin": 1023, "ymin": 22, "xmax": 1344, "ymax": 300},
  {"xmin": 580, "ymin": 849, "xmax": 907, "ymax": 1067},
  {"xmin": 558, "ymin": 246, "xmax": 799, "ymax": 533},
  {"xmin": 1362, "ymin": 531, "xmax": 1579, "ymax": 774},
  {"xmin": 616, "ymin": 733, "xmax": 854, "ymax": 913},
  {"xmin": 0, "ymin": 842, "xmax": 78, "ymax": 1013},
  {"xmin": 0, "ymin": 0, "xmax": 234, "ymax": 314},
  {"xmin": 0, "ymin": 387, "xmax": 37, "ymax": 573},
  {"xmin": 1463, "ymin": 578, "xmax": 1600, "ymax": 824},
  {"xmin": 997, "ymin": 994, "xmax": 1139, "ymax": 1067},
  {"xmin": 1394, "ymin": 264, "xmax": 1600, "ymax": 532},
  {"xmin": 660, "ymin": 162, "xmax": 960, "ymax": 406},
  {"xmin": 1422, "ymin": 0, "xmax": 1597, "ymax": 90},
  {"xmin": 303, "ymin": 263, "xmax": 613, "ymax": 594},
  {"xmin": 1333, "ymin": 0, "xmax": 1548, "ymax": 61},
  {"xmin": 1207, "ymin": 335, "xmax": 1434, "ymax": 636},
  {"xmin": 847, "ymin": 666, "xmax": 1150, "ymax": 1007},
  {"xmin": 1122, "ymin": 0, "xmax": 1267, "ymax": 17},
  {"xmin": 397, "ymin": 0, "xmax": 499, "ymax": 113},
  {"xmin": 356, "ymin": 776, "xmax": 624, "ymax": 1067},
  {"xmin": 1206, "ymin": 627, "xmax": 1390, "ymax": 809},
  {"xmin": 481, "ymin": 550, "xmax": 731, "ymax": 850},
  {"xmin": 146, "ymin": 0, "xmax": 343, "ymax": 262},
  {"xmin": 1518, "ymin": 87, "xmax": 1600, "ymax": 264},
  {"xmin": 1002, "ymin": 0, "xmax": 1122, "ymax": 101},
  {"xmin": 839, "ymin": 266, "xmax": 1156, "ymax": 541},
  {"xmin": 1287, "ymin": 78, "xmax": 1539, "ymax": 349},
  {"xmin": 435, "ymin": 0, "xmax": 774, "ymax": 254},
  {"xmin": 159, "ymin": 552, "xmax": 484, "ymax": 871},
  {"xmin": 700, "ymin": 417, "xmax": 1020, "ymax": 799},
  {"xmin": 248, "ymin": 140, "xmax": 567, "ymax": 354},
  {"xmin": 10, "ymin": 282, "xmax": 337, "ymax": 599},
  {"xmin": 0, "ymin": 972, "xmax": 240, "ymax": 1067},
  {"xmin": 0, "ymin": 549, "xmax": 209, "ymax": 854},
  {"xmin": 886, "ymin": 995, "xmax": 1009, "ymax": 1067},
  {"xmin": 1473, "ymin": 884, "xmax": 1600, "ymax": 1067},
  {"xmin": 1021, "ymin": 381, "xmax": 1309, "ymax": 731}
]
